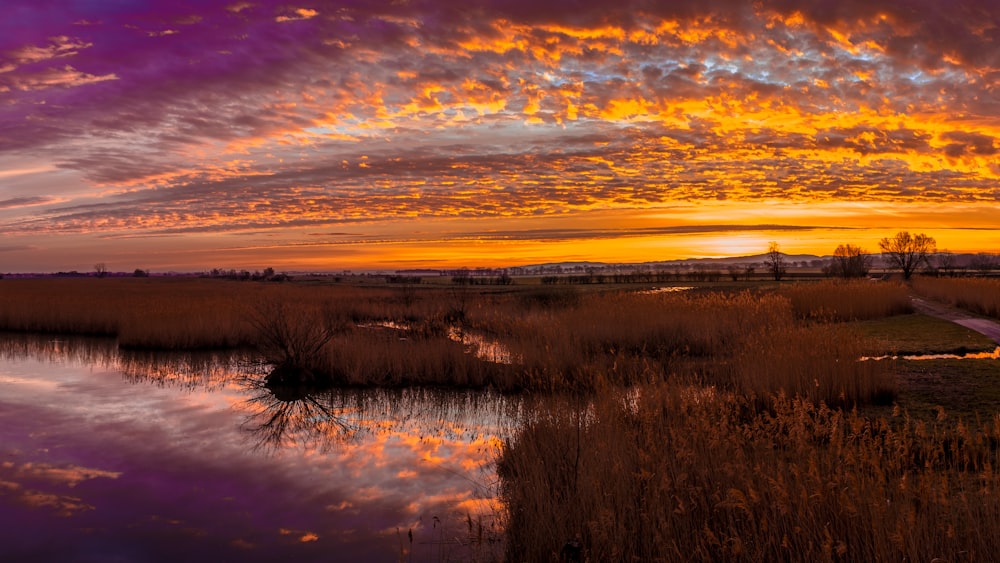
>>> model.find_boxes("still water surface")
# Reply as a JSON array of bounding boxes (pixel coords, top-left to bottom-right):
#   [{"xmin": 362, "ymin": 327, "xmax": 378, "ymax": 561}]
[{"xmin": 0, "ymin": 334, "xmax": 514, "ymax": 562}]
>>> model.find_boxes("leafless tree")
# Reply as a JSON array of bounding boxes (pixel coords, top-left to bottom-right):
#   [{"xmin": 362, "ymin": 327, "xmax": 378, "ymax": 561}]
[
  {"xmin": 828, "ymin": 244, "xmax": 872, "ymax": 278},
  {"xmin": 878, "ymin": 231, "xmax": 936, "ymax": 280},
  {"xmin": 766, "ymin": 242, "xmax": 786, "ymax": 281},
  {"xmin": 970, "ymin": 253, "xmax": 998, "ymax": 274},
  {"xmin": 936, "ymin": 251, "xmax": 957, "ymax": 277},
  {"xmin": 94, "ymin": 263, "xmax": 108, "ymax": 278},
  {"xmin": 727, "ymin": 265, "xmax": 741, "ymax": 281}
]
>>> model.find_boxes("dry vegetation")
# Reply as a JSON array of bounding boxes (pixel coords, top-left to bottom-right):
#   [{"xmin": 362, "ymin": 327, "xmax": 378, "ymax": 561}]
[
  {"xmin": 0, "ymin": 278, "xmax": 261, "ymax": 348},
  {"xmin": 0, "ymin": 278, "xmax": 435, "ymax": 349},
  {"xmin": 0, "ymin": 278, "xmax": 895, "ymax": 401},
  {"xmin": 499, "ymin": 386, "xmax": 1000, "ymax": 562},
  {"xmin": 781, "ymin": 279, "xmax": 912, "ymax": 321},
  {"xmin": 913, "ymin": 277, "xmax": 1000, "ymax": 319}
]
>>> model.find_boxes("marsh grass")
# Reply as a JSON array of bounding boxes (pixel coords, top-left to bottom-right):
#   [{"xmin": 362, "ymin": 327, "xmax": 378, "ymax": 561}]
[
  {"xmin": 465, "ymin": 290, "xmax": 896, "ymax": 404},
  {"xmin": 462, "ymin": 291, "xmax": 798, "ymax": 391},
  {"xmin": 319, "ymin": 330, "xmax": 504, "ymax": 387},
  {"xmin": 0, "ymin": 278, "xmax": 261, "ymax": 348},
  {"xmin": 726, "ymin": 323, "xmax": 897, "ymax": 408},
  {"xmin": 0, "ymin": 279, "xmax": 420, "ymax": 349},
  {"xmin": 782, "ymin": 280, "xmax": 912, "ymax": 321},
  {"xmin": 499, "ymin": 385, "xmax": 1000, "ymax": 561},
  {"xmin": 0, "ymin": 279, "xmax": 898, "ymax": 400},
  {"xmin": 913, "ymin": 277, "xmax": 1000, "ymax": 319}
]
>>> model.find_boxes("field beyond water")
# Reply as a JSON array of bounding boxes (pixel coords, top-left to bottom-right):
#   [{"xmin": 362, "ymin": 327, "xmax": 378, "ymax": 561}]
[{"xmin": 2, "ymin": 276, "xmax": 1000, "ymax": 560}]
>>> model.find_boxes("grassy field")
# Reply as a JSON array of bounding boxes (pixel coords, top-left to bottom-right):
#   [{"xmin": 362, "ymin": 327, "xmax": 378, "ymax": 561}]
[
  {"xmin": 854, "ymin": 313, "xmax": 998, "ymax": 355},
  {"xmin": 3, "ymin": 275, "xmax": 1000, "ymax": 559},
  {"xmin": 885, "ymin": 358, "xmax": 1000, "ymax": 421}
]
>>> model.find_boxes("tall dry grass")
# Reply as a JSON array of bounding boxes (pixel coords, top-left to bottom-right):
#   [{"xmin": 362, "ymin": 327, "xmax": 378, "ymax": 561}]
[
  {"xmin": 456, "ymin": 290, "xmax": 895, "ymax": 404},
  {"xmin": 316, "ymin": 330, "xmax": 505, "ymax": 388},
  {"xmin": 913, "ymin": 277, "xmax": 1000, "ymax": 319},
  {"xmin": 499, "ymin": 385, "xmax": 1000, "ymax": 561},
  {"xmin": 460, "ymin": 291, "xmax": 797, "ymax": 391},
  {"xmin": 0, "ymin": 279, "xmax": 898, "ymax": 400},
  {"xmin": 0, "ymin": 278, "xmax": 260, "ymax": 347},
  {"xmin": 781, "ymin": 280, "xmax": 912, "ymax": 321},
  {"xmin": 725, "ymin": 323, "xmax": 897, "ymax": 408},
  {"xmin": 0, "ymin": 278, "xmax": 421, "ymax": 349}
]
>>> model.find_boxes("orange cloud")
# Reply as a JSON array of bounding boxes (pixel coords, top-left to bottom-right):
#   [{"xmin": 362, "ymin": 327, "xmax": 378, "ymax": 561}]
[{"xmin": 276, "ymin": 8, "xmax": 318, "ymax": 23}]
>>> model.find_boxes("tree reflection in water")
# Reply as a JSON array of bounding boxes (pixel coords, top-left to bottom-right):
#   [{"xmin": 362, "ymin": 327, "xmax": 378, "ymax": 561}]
[
  {"xmin": 238, "ymin": 374, "xmax": 360, "ymax": 453},
  {"xmin": 0, "ymin": 332, "xmax": 515, "ymax": 456}
]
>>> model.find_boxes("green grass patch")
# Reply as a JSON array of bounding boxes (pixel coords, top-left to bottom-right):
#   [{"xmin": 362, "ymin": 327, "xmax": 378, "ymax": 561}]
[
  {"xmin": 854, "ymin": 313, "xmax": 997, "ymax": 355},
  {"xmin": 884, "ymin": 359, "xmax": 1000, "ymax": 422}
]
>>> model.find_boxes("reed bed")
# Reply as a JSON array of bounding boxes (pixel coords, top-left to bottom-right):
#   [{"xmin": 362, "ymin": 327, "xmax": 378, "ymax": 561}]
[
  {"xmin": 913, "ymin": 277, "xmax": 1000, "ymax": 319},
  {"xmin": 0, "ymin": 278, "xmax": 261, "ymax": 347},
  {"xmin": 0, "ymin": 278, "xmax": 425, "ymax": 349},
  {"xmin": 726, "ymin": 323, "xmax": 897, "ymax": 408},
  {"xmin": 499, "ymin": 385, "xmax": 1000, "ymax": 562},
  {"xmin": 0, "ymin": 279, "xmax": 901, "ymax": 399},
  {"xmin": 781, "ymin": 280, "xmax": 912, "ymax": 321},
  {"xmin": 318, "ymin": 330, "xmax": 505, "ymax": 388},
  {"xmin": 456, "ymin": 290, "xmax": 895, "ymax": 403},
  {"xmin": 505, "ymin": 291, "xmax": 775, "ymax": 389}
]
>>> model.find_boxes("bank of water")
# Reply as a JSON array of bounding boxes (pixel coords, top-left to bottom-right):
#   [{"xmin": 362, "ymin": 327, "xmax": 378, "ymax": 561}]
[{"xmin": 0, "ymin": 334, "xmax": 517, "ymax": 562}]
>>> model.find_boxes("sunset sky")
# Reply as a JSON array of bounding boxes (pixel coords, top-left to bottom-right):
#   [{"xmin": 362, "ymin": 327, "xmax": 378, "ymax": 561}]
[{"xmin": 1, "ymin": 0, "xmax": 997, "ymax": 272}]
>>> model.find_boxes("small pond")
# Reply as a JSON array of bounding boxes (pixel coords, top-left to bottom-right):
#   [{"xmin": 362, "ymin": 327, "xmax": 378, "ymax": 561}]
[{"xmin": 0, "ymin": 334, "xmax": 518, "ymax": 561}]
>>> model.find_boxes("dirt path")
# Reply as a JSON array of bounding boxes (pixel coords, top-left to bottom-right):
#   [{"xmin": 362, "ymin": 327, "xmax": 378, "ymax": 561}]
[{"xmin": 910, "ymin": 295, "xmax": 1000, "ymax": 345}]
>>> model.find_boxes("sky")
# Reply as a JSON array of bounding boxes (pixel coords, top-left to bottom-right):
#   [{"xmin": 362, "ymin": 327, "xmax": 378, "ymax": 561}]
[{"xmin": 0, "ymin": 0, "xmax": 998, "ymax": 273}]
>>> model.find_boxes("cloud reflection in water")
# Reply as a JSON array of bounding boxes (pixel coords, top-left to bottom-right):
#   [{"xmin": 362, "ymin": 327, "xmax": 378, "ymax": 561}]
[{"xmin": 0, "ymin": 334, "xmax": 510, "ymax": 561}]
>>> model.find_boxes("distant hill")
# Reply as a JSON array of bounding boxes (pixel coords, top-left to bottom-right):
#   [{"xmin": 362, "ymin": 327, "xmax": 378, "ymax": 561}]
[
  {"xmin": 516, "ymin": 253, "xmax": 826, "ymax": 272},
  {"xmin": 653, "ymin": 253, "xmax": 825, "ymax": 266}
]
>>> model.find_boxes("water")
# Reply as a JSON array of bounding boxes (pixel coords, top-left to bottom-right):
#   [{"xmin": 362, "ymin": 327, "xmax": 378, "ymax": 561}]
[
  {"xmin": 0, "ymin": 335, "xmax": 513, "ymax": 562},
  {"xmin": 636, "ymin": 286, "xmax": 694, "ymax": 295},
  {"xmin": 860, "ymin": 347, "xmax": 1000, "ymax": 361}
]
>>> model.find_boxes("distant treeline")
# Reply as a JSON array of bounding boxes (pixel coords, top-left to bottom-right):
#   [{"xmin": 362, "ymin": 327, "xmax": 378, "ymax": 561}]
[
  {"xmin": 202, "ymin": 267, "xmax": 288, "ymax": 282},
  {"xmin": 541, "ymin": 269, "xmax": 725, "ymax": 284},
  {"xmin": 452, "ymin": 270, "xmax": 513, "ymax": 285},
  {"xmin": 385, "ymin": 275, "xmax": 423, "ymax": 284}
]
